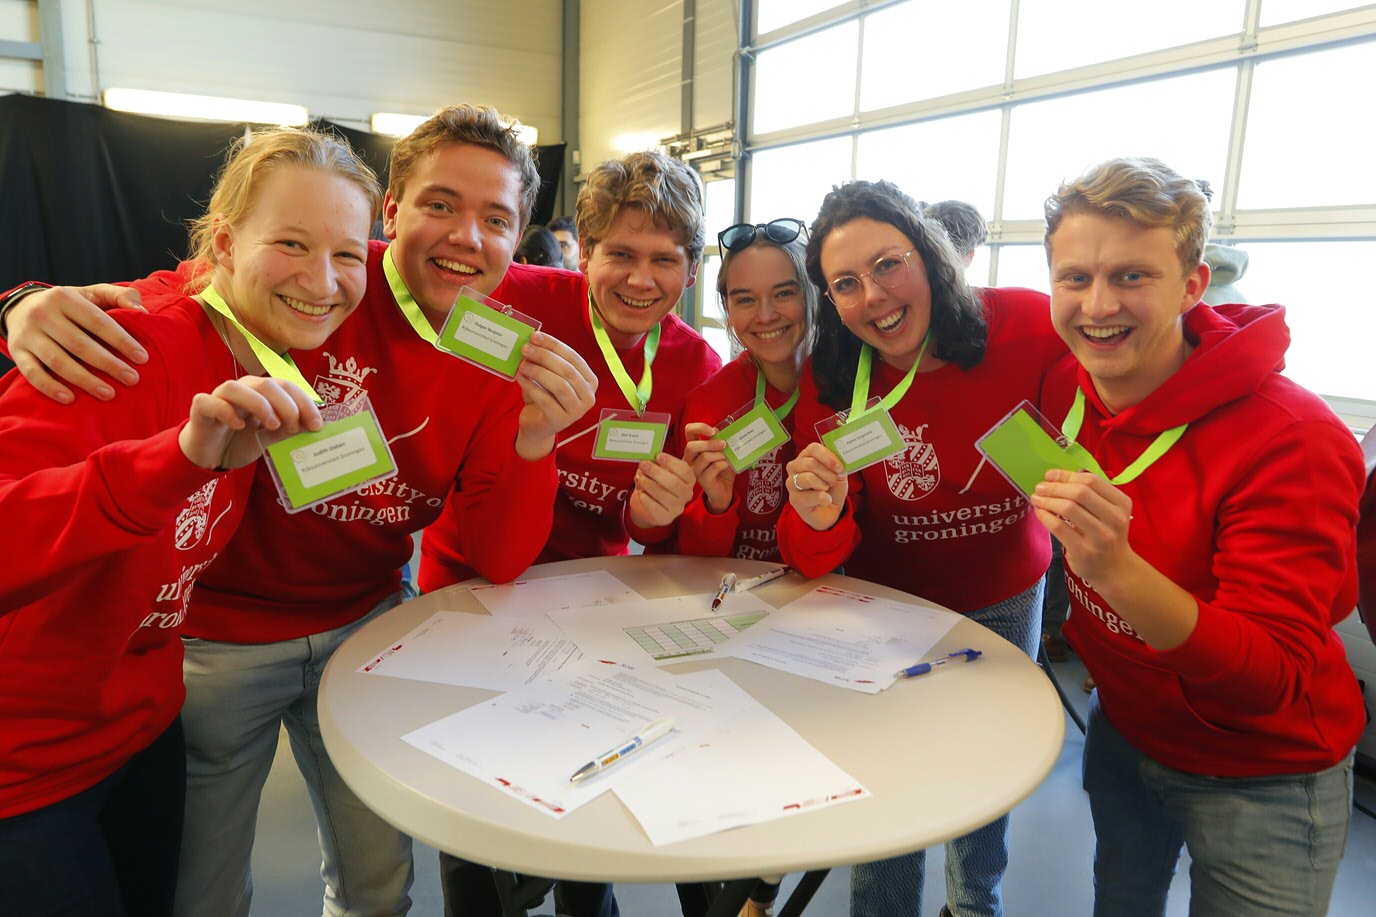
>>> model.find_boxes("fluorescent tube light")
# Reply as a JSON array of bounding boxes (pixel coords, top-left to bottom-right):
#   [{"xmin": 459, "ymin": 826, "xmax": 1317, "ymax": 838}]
[{"xmin": 103, "ymin": 88, "xmax": 308, "ymax": 126}]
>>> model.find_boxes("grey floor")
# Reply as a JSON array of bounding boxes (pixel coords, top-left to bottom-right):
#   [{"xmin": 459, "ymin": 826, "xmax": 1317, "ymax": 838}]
[{"xmin": 250, "ymin": 654, "xmax": 1376, "ymax": 916}]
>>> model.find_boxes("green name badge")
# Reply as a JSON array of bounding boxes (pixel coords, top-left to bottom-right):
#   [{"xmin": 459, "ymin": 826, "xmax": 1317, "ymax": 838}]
[
  {"xmin": 820, "ymin": 409, "xmax": 905, "ymax": 473},
  {"xmin": 593, "ymin": 409, "xmax": 670, "ymax": 463},
  {"xmin": 435, "ymin": 290, "xmax": 538, "ymax": 379},
  {"xmin": 717, "ymin": 402, "xmax": 790, "ymax": 472},
  {"xmin": 264, "ymin": 404, "xmax": 397, "ymax": 513},
  {"xmin": 975, "ymin": 400, "xmax": 1084, "ymax": 496}
]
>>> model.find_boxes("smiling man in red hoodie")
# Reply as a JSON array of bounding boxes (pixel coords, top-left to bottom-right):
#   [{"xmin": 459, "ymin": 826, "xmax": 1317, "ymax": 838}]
[{"xmin": 1032, "ymin": 156, "xmax": 1365, "ymax": 917}]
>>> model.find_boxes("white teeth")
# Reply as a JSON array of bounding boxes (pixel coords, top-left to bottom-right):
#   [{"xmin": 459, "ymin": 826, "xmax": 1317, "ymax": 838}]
[
  {"xmin": 281, "ymin": 295, "xmax": 330, "ymax": 316},
  {"xmin": 874, "ymin": 309, "xmax": 904, "ymax": 332},
  {"xmin": 434, "ymin": 258, "xmax": 478, "ymax": 275},
  {"xmin": 620, "ymin": 295, "xmax": 654, "ymax": 308},
  {"xmin": 754, "ymin": 327, "xmax": 788, "ymax": 340},
  {"xmin": 1082, "ymin": 326, "xmax": 1129, "ymax": 339}
]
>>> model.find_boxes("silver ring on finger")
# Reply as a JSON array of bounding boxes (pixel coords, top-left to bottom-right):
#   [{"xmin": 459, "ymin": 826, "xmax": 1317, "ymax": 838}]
[{"xmin": 792, "ymin": 472, "xmax": 802, "ymax": 491}]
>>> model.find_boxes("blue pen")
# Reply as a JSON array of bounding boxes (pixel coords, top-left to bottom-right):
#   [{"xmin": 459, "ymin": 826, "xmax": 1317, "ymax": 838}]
[{"xmin": 894, "ymin": 648, "xmax": 982, "ymax": 679}]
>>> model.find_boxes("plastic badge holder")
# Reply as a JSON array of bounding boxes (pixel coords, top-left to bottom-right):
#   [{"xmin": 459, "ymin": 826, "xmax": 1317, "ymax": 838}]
[
  {"xmin": 975, "ymin": 399, "xmax": 1084, "ymax": 498},
  {"xmin": 435, "ymin": 285, "xmax": 540, "ymax": 380},
  {"xmin": 815, "ymin": 396, "xmax": 906, "ymax": 473},
  {"xmin": 261, "ymin": 394, "xmax": 399, "ymax": 514},
  {"xmin": 592, "ymin": 409, "xmax": 671, "ymax": 463},
  {"xmin": 715, "ymin": 398, "xmax": 790, "ymax": 473}
]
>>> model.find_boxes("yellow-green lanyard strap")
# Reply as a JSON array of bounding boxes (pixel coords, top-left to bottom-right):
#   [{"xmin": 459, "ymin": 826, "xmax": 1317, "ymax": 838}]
[
  {"xmin": 589, "ymin": 296, "xmax": 660, "ymax": 415},
  {"xmin": 1061, "ymin": 387, "xmax": 1187, "ymax": 485},
  {"xmin": 848, "ymin": 332, "xmax": 931, "ymax": 420},
  {"xmin": 756, "ymin": 368, "xmax": 799, "ymax": 421},
  {"xmin": 382, "ymin": 245, "xmax": 439, "ymax": 344},
  {"xmin": 200, "ymin": 285, "xmax": 323, "ymax": 404}
]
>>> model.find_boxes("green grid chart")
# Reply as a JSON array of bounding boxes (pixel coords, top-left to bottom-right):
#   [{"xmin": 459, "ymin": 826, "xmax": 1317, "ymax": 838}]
[{"xmin": 624, "ymin": 611, "xmax": 768, "ymax": 661}]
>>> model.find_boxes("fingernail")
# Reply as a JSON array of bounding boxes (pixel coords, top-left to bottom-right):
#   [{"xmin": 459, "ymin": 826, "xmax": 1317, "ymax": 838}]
[
  {"xmin": 133, "ymin": 349, "xmax": 149, "ymax": 363},
  {"xmin": 96, "ymin": 385, "xmax": 114, "ymax": 400},
  {"xmin": 56, "ymin": 391, "xmax": 74, "ymax": 404},
  {"xmin": 1034, "ymin": 483, "xmax": 1048, "ymax": 495},
  {"xmin": 120, "ymin": 371, "xmax": 138, "ymax": 385}
]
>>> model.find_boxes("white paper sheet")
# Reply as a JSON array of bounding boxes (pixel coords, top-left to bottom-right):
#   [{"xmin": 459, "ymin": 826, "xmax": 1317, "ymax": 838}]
[
  {"xmin": 400, "ymin": 660, "xmax": 752, "ymax": 818},
  {"xmin": 547, "ymin": 593, "xmax": 772, "ymax": 666},
  {"xmin": 468, "ymin": 570, "xmax": 643, "ymax": 619},
  {"xmin": 357, "ymin": 612, "xmax": 581, "ymax": 690},
  {"xmin": 715, "ymin": 584, "xmax": 961, "ymax": 694},
  {"xmin": 614, "ymin": 702, "xmax": 870, "ymax": 845}
]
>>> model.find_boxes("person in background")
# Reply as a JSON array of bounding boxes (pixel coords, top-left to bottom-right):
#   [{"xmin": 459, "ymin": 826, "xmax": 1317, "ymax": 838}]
[
  {"xmin": 550, "ymin": 214, "xmax": 581, "ymax": 270},
  {"xmin": 923, "ymin": 199, "xmax": 988, "ymax": 267},
  {"xmin": 515, "ymin": 224, "xmax": 565, "ymax": 267},
  {"xmin": 0, "ymin": 126, "xmax": 371, "ymax": 917},
  {"xmin": 1035, "ymin": 156, "xmax": 1363, "ymax": 917},
  {"xmin": 779, "ymin": 180, "xmax": 1066, "ymax": 917}
]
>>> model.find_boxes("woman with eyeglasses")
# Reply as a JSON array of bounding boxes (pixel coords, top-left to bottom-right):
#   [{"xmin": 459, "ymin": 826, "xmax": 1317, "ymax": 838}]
[
  {"xmin": 659, "ymin": 218, "xmax": 816, "ymax": 565},
  {"xmin": 777, "ymin": 180, "xmax": 1065, "ymax": 917}
]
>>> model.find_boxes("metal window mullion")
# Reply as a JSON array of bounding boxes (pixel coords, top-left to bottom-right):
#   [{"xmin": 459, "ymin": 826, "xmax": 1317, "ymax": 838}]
[
  {"xmin": 1217, "ymin": 0, "xmax": 1264, "ymax": 235},
  {"xmin": 850, "ymin": 5, "xmax": 867, "ymax": 180},
  {"xmin": 989, "ymin": 0, "xmax": 1021, "ymax": 285},
  {"xmin": 751, "ymin": 0, "xmax": 911, "ymax": 55}
]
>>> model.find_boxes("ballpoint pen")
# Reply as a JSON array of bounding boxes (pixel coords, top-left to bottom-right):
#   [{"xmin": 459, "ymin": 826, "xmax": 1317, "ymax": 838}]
[
  {"xmin": 734, "ymin": 565, "xmax": 791, "ymax": 594},
  {"xmin": 568, "ymin": 717, "xmax": 676, "ymax": 784},
  {"xmin": 710, "ymin": 573, "xmax": 737, "ymax": 611},
  {"xmin": 894, "ymin": 648, "xmax": 982, "ymax": 679}
]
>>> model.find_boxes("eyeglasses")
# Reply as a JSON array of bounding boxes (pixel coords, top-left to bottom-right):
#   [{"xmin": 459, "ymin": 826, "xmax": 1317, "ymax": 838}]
[
  {"xmin": 718, "ymin": 218, "xmax": 807, "ymax": 253},
  {"xmin": 825, "ymin": 249, "xmax": 919, "ymax": 308}
]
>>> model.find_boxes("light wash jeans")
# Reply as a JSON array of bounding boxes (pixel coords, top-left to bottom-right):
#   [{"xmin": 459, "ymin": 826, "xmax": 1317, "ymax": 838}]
[
  {"xmin": 1083, "ymin": 693, "xmax": 1354, "ymax": 917},
  {"xmin": 174, "ymin": 588, "xmax": 416, "ymax": 917},
  {"xmin": 849, "ymin": 579, "xmax": 1044, "ymax": 917}
]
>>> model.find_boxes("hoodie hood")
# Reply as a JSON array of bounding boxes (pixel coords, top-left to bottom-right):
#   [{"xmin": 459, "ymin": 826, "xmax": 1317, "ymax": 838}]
[
  {"xmin": 1078, "ymin": 302, "xmax": 1290, "ymax": 435},
  {"xmin": 1203, "ymin": 244, "xmax": 1249, "ymax": 304}
]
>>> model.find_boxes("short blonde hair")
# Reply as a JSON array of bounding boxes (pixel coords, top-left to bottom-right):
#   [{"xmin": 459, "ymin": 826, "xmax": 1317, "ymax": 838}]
[
  {"xmin": 186, "ymin": 127, "xmax": 382, "ymax": 290},
  {"xmin": 576, "ymin": 151, "xmax": 705, "ymax": 264},
  {"xmin": 1044, "ymin": 157, "xmax": 1212, "ymax": 273},
  {"xmin": 387, "ymin": 104, "xmax": 540, "ymax": 228}
]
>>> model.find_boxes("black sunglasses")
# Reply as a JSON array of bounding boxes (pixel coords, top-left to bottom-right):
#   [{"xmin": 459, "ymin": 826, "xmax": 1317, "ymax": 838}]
[{"xmin": 718, "ymin": 218, "xmax": 807, "ymax": 253}]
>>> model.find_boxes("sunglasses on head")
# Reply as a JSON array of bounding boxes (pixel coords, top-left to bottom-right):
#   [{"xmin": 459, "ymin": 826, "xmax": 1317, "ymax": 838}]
[{"xmin": 717, "ymin": 218, "xmax": 807, "ymax": 253}]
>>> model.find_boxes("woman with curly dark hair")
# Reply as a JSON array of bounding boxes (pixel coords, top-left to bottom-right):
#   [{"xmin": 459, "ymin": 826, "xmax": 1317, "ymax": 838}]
[{"xmin": 778, "ymin": 180, "xmax": 1066, "ymax": 917}]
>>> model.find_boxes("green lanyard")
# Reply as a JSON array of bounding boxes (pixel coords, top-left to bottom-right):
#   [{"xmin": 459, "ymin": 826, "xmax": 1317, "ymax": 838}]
[
  {"xmin": 589, "ymin": 295, "xmax": 660, "ymax": 415},
  {"xmin": 382, "ymin": 245, "xmax": 440, "ymax": 344},
  {"xmin": 199, "ymin": 285, "xmax": 323, "ymax": 404},
  {"xmin": 848, "ymin": 332, "xmax": 931, "ymax": 420},
  {"xmin": 1061, "ymin": 387, "xmax": 1187, "ymax": 485},
  {"xmin": 756, "ymin": 367, "xmax": 799, "ymax": 421}
]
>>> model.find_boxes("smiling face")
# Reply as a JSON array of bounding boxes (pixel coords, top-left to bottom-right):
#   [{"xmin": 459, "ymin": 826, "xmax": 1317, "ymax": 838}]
[
  {"xmin": 580, "ymin": 206, "xmax": 698, "ymax": 348},
  {"xmin": 1048, "ymin": 210, "xmax": 1209, "ymax": 412},
  {"xmin": 819, "ymin": 217, "xmax": 933, "ymax": 370},
  {"xmin": 382, "ymin": 141, "xmax": 523, "ymax": 318},
  {"xmin": 552, "ymin": 229, "xmax": 580, "ymax": 270},
  {"xmin": 211, "ymin": 166, "xmax": 371, "ymax": 353},
  {"xmin": 723, "ymin": 244, "xmax": 808, "ymax": 369}
]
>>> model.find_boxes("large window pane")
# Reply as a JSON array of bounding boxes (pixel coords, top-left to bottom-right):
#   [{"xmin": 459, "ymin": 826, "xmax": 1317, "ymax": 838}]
[
  {"xmin": 694, "ymin": 254, "xmax": 733, "ymax": 363},
  {"xmin": 757, "ymin": 0, "xmax": 842, "ymax": 35},
  {"xmin": 1015, "ymin": 0, "xmax": 1244, "ymax": 78},
  {"xmin": 753, "ymin": 22, "xmax": 859, "ymax": 134},
  {"xmin": 1259, "ymin": 1, "xmax": 1370, "ymax": 27},
  {"xmin": 749, "ymin": 136, "xmax": 853, "ymax": 225},
  {"xmin": 1232, "ymin": 241, "xmax": 1376, "ymax": 402},
  {"xmin": 1003, "ymin": 69, "xmax": 1235, "ymax": 220},
  {"xmin": 1237, "ymin": 43, "xmax": 1376, "ymax": 209},
  {"xmin": 703, "ymin": 178, "xmax": 738, "ymax": 244},
  {"xmin": 859, "ymin": 0, "xmax": 1011, "ymax": 112},
  {"xmin": 991, "ymin": 244, "xmax": 1051, "ymax": 293},
  {"xmin": 966, "ymin": 245, "xmax": 992, "ymax": 288},
  {"xmin": 856, "ymin": 110, "xmax": 1002, "ymax": 216}
]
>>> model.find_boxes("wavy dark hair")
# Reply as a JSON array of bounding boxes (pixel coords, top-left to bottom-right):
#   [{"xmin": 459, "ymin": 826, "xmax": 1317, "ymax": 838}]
[{"xmin": 806, "ymin": 180, "xmax": 987, "ymax": 409}]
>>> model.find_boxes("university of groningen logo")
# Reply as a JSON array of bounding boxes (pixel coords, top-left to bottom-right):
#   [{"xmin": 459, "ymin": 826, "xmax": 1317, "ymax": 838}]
[
  {"xmin": 885, "ymin": 423, "xmax": 939, "ymax": 502},
  {"xmin": 314, "ymin": 353, "xmax": 378, "ymax": 420},
  {"xmin": 746, "ymin": 447, "xmax": 784, "ymax": 514},
  {"xmin": 174, "ymin": 479, "xmax": 219, "ymax": 550}
]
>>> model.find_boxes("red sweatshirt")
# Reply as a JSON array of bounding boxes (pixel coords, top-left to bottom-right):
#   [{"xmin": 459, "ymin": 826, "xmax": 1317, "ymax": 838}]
[
  {"xmin": 777, "ymin": 287, "xmax": 1066, "ymax": 613},
  {"xmin": 131, "ymin": 242, "xmax": 557, "ymax": 643},
  {"xmin": 1043, "ymin": 303, "xmax": 1365, "ymax": 776},
  {"xmin": 418, "ymin": 266, "xmax": 722, "ymax": 591},
  {"xmin": 663, "ymin": 353, "xmax": 798, "ymax": 561},
  {"xmin": 0, "ymin": 296, "xmax": 250, "ymax": 817}
]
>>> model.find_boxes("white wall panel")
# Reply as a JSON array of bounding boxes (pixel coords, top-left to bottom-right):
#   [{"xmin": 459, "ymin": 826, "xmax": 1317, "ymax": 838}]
[
  {"xmin": 0, "ymin": 0, "xmax": 41, "ymax": 95},
  {"xmin": 692, "ymin": 0, "xmax": 736, "ymax": 129},
  {"xmin": 578, "ymin": 0, "xmax": 682, "ymax": 172},
  {"xmin": 43, "ymin": 0, "xmax": 563, "ymax": 136}
]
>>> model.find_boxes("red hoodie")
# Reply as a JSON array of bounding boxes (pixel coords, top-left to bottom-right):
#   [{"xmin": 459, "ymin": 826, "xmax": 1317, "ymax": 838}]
[
  {"xmin": 1043, "ymin": 303, "xmax": 1365, "ymax": 776},
  {"xmin": 0, "ymin": 295, "xmax": 250, "ymax": 817}
]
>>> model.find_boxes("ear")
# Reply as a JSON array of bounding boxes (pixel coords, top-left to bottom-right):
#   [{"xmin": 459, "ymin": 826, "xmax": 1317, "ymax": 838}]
[
  {"xmin": 210, "ymin": 216, "xmax": 236, "ymax": 271},
  {"xmin": 1182, "ymin": 261, "xmax": 1210, "ymax": 313},
  {"xmin": 684, "ymin": 259, "xmax": 701, "ymax": 290},
  {"xmin": 381, "ymin": 192, "xmax": 400, "ymax": 241},
  {"xmin": 578, "ymin": 243, "xmax": 593, "ymax": 274}
]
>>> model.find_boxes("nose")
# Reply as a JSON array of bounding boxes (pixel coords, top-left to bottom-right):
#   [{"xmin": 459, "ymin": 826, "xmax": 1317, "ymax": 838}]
[
  {"xmin": 446, "ymin": 214, "xmax": 482, "ymax": 249},
  {"xmin": 860, "ymin": 272, "xmax": 888, "ymax": 308},
  {"xmin": 296, "ymin": 253, "xmax": 338, "ymax": 301},
  {"xmin": 626, "ymin": 259, "xmax": 655, "ymax": 290},
  {"xmin": 757, "ymin": 295, "xmax": 778, "ymax": 321},
  {"xmin": 1083, "ymin": 277, "xmax": 1118, "ymax": 320}
]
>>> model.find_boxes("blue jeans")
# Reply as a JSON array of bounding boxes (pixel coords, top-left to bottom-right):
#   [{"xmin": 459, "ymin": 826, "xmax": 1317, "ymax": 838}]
[
  {"xmin": 174, "ymin": 589, "xmax": 416, "ymax": 917},
  {"xmin": 849, "ymin": 579, "xmax": 1044, "ymax": 917},
  {"xmin": 0, "ymin": 718, "xmax": 185, "ymax": 917},
  {"xmin": 1083, "ymin": 694, "xmax": 1353, "ymax": 917}
]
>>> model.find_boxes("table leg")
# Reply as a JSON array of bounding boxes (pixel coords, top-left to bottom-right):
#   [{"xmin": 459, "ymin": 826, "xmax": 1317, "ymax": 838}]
[
  {"xmin": 702, "ymin": 877, "xmax": 755, "ymax": 917},
  {"xmin": 491, "ymin": 869, "xmax": 556, "ymax": 917},
  {"xmin": 778, "ymin": 870, "xmax": 829, "ymax": 917}
]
